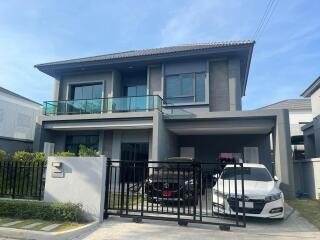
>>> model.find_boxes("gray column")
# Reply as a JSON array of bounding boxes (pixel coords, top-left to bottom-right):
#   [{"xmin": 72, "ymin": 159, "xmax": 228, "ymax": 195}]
[
  {"xmin": 273, "ymin": 109, "xmax": 295, "ymax": 198},
  {"xmin": 313, "ymin": 117, "xmax": 320, "ymax": 157},
  {"xmin": 228, "ymin": 58, "xmax": 242, "ymax": 111}
]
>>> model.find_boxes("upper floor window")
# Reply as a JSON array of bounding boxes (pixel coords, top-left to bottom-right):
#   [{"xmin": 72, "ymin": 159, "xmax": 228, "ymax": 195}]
[
  {"xmin": 124, "ymin": 85, "xmax": 147, "ymax": 97},
  {"xmin": 70, "ymin": 83, "xmax": 102, "ymax": 100},
  {"xmin": 165, "ymin": 72, "xmax": 206, "ymax": 104}
]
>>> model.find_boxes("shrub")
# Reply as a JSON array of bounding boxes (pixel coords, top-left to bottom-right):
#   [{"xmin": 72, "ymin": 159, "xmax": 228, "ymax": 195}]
[
  {"xmin": 0, "ymin": 150, "xmax": 9, "ymax": 161},
  {"xmin": 11, "ymin": 151, "xmax": 46, "ymax": 162},
  {"xmin": 55, "ymin": 151, "xmax": 76, "ymax": 157},
  {"xmin": 33, "ymin": 152, "xmax": 46, "ymax": 162},
  {"xmin": 78, "ymin": 145, "xmax": 99, "ymax": 157},
  {"xmin": 0, "ymin": 199, "xmax": 88, "ymax": 223},
  {"xmin": 13, "ymin": 151, "xmax": 34, "ymax": 161}
]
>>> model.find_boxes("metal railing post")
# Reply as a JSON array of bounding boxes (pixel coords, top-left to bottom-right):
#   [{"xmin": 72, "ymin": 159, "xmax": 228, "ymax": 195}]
[{"xmin": 104, "ymin": 158, "xmax": 111, "ymax": 219}]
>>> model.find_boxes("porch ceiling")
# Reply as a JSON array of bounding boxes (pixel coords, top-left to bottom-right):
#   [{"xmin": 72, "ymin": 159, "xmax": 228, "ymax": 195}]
[{"xmin": 166, "ymin": 118, "xmax": 275, "ymax": 135}]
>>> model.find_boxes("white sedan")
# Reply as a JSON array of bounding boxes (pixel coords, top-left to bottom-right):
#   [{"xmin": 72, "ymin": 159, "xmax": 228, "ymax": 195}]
[{"xmin": 212, "ymin": 163, "xmax": 284, "ymax": 219}]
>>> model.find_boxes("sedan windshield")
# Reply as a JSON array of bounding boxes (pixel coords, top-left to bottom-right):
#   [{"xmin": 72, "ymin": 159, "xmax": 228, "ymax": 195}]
[{"xmin": 221, "ymin": 167, "xmax": 273, "ymax": 182}]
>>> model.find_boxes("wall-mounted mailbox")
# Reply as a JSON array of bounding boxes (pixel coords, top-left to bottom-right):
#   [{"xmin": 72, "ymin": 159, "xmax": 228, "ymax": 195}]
[{"xmin": 51, "ymin": 161, "xmax": 64, "ymax": 178}]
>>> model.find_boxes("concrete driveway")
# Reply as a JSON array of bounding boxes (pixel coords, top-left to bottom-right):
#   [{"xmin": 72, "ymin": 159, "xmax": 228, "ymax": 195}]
[{"xmin": 76, "ymin": 204, "xmax": 319, "ymax": 240}]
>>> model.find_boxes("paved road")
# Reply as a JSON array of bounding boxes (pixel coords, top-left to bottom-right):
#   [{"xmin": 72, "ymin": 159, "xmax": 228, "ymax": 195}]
[{"xmin": 76, "ymin": 204, "xmax": 319, "ymax": 240}]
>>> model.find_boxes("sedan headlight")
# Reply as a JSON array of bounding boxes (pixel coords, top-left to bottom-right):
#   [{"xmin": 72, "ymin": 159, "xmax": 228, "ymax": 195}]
[{"xmin": 265, "ymin": 192, "xmax": 282, "ymax": 202}]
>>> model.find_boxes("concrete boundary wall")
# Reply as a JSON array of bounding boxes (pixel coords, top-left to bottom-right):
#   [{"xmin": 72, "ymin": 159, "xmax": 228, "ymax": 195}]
[
  {"xmin": 44, "ymin": 156, "xmax": 106, "ymax": 222},
  {"xmin": 294, "ymin": 158, "xmax": 320, "ymax": 199}
]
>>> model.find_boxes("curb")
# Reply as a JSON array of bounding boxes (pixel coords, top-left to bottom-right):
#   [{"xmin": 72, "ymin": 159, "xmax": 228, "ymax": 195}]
[{"xmin": 0, "ymin": 221, "xmax": 99, "ymax": 240}]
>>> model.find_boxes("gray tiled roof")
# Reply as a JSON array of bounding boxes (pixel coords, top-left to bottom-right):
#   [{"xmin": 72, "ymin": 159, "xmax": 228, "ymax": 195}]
[
  {"xmin": 258, "ymin": 99, "xmax": 311, "ymax": 111},
  {"xmin": 301, "ymin": 76, "xmax": 320, "ymax": 97},
  {"xmin": 35, "ymin": 40, "xmax": 254, "ymax": 67},
  {"xmin": 0, "ymin": 86, "xmax": 41, "ymax": 106}
]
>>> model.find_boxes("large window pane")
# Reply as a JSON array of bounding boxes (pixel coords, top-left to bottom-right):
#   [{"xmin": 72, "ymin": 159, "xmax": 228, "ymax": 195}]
[
  {"xmin": 71, "ymin": 84, "xmax": 102, "ymax": 100},
  {"xmin": 93, "ymin": 84, "xmax": 102, "ymax": 98},
  {"xmin": 82, "ymin": 85, "xmax": 92, "ymax": 99},
  {"xmin": 165, "ymin": 72, "xmax": 206, "ymax": 104},
  {"xmin": 180, "ymin": 73, "xmax": 193, "ymax": 96},
  {"xmin": 137, "ymin": 85, "xmax": 147, "ymax": 96},
  {"xmin": 195, "ymin": 73, "xmax": 206, "ymax": 102},
  {"xmin": 127, "ymin": 86, "xmax": 136, "ymax": 97},
  {"xmin": 166, "ymin": 75, "xmax": 180, "ymax": 97},
  {"xmin": 73, "ymin": 87, "xmax": 83, "ymax": 100}
]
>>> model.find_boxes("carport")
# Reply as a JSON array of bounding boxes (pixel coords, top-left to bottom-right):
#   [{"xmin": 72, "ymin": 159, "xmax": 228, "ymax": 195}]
[{"xmin": 152, "ymin": 109, "xmax": 294, "ymax": 198}]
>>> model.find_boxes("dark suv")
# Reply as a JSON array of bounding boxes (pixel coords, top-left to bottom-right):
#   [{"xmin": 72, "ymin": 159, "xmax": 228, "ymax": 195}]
[{"xmin": 145, "ymin": 157, "xmax": 200, "ymax": 205}]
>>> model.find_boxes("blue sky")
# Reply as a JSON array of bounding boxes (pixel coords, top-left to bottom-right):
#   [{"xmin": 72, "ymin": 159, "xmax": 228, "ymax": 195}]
[{"xmin": 0, "ymin": 0, "xmax": 319, "ymax": 109}]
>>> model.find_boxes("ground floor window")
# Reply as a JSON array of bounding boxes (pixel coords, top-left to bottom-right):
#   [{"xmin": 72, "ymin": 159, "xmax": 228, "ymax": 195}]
[{"xmin": 65, "ymin": 135, "xmax": 99, "ymax": 154}]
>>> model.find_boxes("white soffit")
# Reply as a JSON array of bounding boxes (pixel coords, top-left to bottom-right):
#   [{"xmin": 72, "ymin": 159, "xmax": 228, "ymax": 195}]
[{"xmin": 44, "ymin": 119, "xmax": 153, "ymax": 130}]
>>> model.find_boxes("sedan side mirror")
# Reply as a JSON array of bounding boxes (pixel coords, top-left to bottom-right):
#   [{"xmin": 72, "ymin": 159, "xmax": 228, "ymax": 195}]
[{"xmin": 274, "ymin": 176, "xmax": 279, "ymax": 182}]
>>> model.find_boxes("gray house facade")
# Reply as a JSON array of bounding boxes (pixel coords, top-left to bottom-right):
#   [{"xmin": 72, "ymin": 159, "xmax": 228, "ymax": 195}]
[{"xmin": 34, "ymin": 41, "xmax": 294, "ymax": 198}]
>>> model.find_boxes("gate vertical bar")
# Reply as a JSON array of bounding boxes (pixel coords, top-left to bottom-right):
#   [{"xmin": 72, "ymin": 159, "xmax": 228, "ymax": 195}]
[
  {"xmin": 140, "ymin": 162, "xmax": 145, "ymax": 217},
  {"xmin": 38, "ymin": 161, "xmax": 45, "ymax": 200},
  {"xmin": 193, "ymin": 163, "xmax": 196, "ymax": 221},
  {"xmin": 11, "ymin": 162, "xmax": 18, "ymax": 199},
  {"xmin": 199, "ymin": 164, "xmax": 203, "ymax": 222},
  {"xmin": 177, "ymin": 163, "xmax": 180, "ymax": 221},
  {"xmin": 234, "ymin": 161, "xmax": 239, "ymax": 226},
  {"xmin": 240, "ymin": 162, "xmax": 246, "ymax": 227},
  {"xmin": 104, "ymin": 158, "xmax": 111, "ymax": 218}
]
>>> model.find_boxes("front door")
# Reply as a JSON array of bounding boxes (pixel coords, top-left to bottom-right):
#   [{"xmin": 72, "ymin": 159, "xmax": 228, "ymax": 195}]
[{"xmin": 120, "ymin": 143, "xmax": 149, "ymax": 183}]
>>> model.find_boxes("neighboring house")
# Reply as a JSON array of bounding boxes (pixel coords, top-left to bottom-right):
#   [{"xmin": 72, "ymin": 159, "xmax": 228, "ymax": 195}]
[
  {"xmin": 259, "ymin": 99, "xmax": 313, "ymax": 159},
  {"xmin": 301, "ymin": 76, "xmax": 320, "ymax": 158},
  {"xmin": 293, "ymin": 77, "xmax": 320, "ymax": 199},
  {"xmin": 33, "ymin": 40, "xmax": 295, "ymax": 197},
  {"xmin": 0, "ymin": 87, "xmax": 42, "ymax": 153}
]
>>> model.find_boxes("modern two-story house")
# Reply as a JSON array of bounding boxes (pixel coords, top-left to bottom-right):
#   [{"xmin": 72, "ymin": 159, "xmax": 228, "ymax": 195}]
[{"xmin": 33, "ymin": 41, "xmax": 294, "ymax": 197}]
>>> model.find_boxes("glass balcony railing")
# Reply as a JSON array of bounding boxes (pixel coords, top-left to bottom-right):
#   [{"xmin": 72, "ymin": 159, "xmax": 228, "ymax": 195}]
[{"xmin": 43, "ymin": 95, "xmax": 163, "ymax": 116}]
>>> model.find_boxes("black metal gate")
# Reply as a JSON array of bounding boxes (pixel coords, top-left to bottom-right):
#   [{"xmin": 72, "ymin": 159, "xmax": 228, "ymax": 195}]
[{"xmin": 104, "ymin": 160, "xmax": 246, "ymax": 229}]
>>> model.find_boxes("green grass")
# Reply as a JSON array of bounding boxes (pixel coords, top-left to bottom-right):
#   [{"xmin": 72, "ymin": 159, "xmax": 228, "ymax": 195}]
[
  {"xmin": 287, "ymin": 199, "xmax": 320, "ymax": 229},
  {"xmin": 0, "ymin": 218, "xmax": 84, "ymax": 232}
]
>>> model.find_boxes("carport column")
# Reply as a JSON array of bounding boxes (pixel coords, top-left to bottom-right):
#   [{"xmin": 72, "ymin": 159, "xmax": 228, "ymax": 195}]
[
  {"xmin": 228, "ymin": 58, "xmax": 241, "ymax": 111},
  {"xmin": 273, "ymin": 109, "xmax": 295, "ymax": 199},
  {"xmin": 152, "ymin": 111, "xmax": 162, "ymax": 163}
]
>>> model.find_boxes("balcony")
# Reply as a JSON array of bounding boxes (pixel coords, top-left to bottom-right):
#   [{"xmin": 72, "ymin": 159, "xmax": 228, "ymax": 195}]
[{"xmin": 43, "ymin": 95, "xmax": 163, "ymax": 116}]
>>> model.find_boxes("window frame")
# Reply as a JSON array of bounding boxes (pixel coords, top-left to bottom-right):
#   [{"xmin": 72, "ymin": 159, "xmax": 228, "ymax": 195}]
[
  {"xmin": 66, "ymin": 81, "xmax": 104, "ymax": 101},
  {"xmin": 164, "ymin": 72, "xmax": 207, "ymax": 105}
]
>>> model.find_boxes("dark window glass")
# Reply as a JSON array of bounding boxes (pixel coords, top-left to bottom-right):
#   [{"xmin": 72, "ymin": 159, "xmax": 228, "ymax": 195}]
[
  {"xmin": 221, "ymin": 167, "xmax": 273, "ymax": 182},
  {"xmin": 165, "ymin": 72, "xmax": 206, "ymax": 104},
  {"xmin": 137, "ymin": 85, "xmax": 147, "ymax": 96},
  {"xmin": 71, "ymin": 84, "xmax": 102, "ymax": 100},
  {"xmin": 65, "ymin": 135, "xmax": 99, "ymax": 154},
  {"xmin": 166, "ymin": 75, "xmax": 180, "ymax": 98},
  {"xmin": 73, "ymin": 87, "xmax": 83, "ymax": 100},
  {"xmin": 124, "ymin": 85, "xmax": 147, "ymax": 97},
  {"xmin": 180, "ymin": 73, "xmax": 193, "ymax": 96},
  {"xmin": 195, "ymin": 73, "xmax": 205, "ymax": 102},
  {"xmin": 93, "ymin": 85, "xmax": 102, "ymax": 98}
]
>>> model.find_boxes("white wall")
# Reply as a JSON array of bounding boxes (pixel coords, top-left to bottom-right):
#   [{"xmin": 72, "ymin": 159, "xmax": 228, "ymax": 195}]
[
  {"xmin": 294, "ymin": 158, "xmax": 320, "ymax": 199},
  {"xmin": 311, "ymin": 88, "xmax": 320, "ymax": 117},
  {"xmin": 289, "ymin": 110, "xmax": 313, "ymax": 136},
  {"xmin": 0, "ymin": 92, "xmax": 41, "ymax": 140},
  {"xmin": 44, "ymin": 156, "xmax": 106, "ymax": 222}
]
